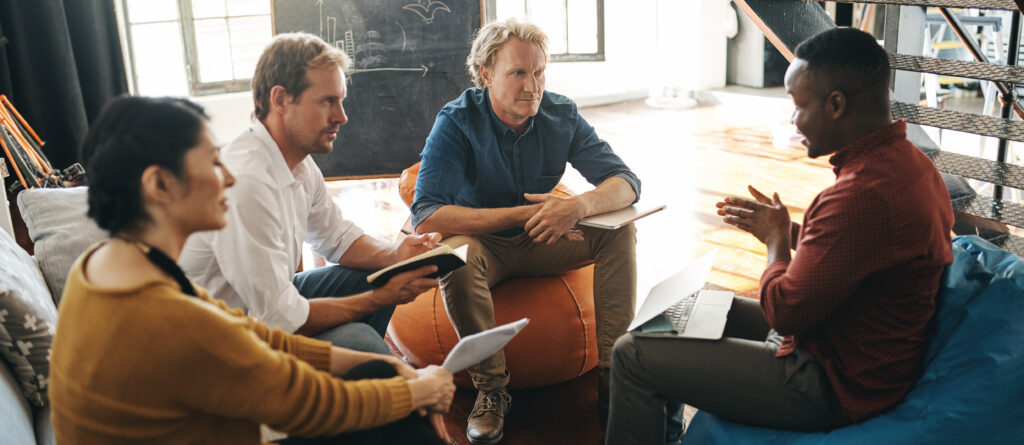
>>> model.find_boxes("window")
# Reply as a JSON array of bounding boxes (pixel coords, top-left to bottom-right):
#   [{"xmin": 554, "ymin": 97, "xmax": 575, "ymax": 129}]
[
  {"xmin": 487, "ymin": 0, "xmax": 605, "ymax": 62},
  {"xmin": 119, "ymin": 0, "xmax": 273, "ymax": 96}
]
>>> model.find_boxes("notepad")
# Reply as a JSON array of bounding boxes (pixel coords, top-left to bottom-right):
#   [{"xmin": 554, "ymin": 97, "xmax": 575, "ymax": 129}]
[
  {"xmin": 366, "ymin": 244, "xmax": 468, "ymax": 287},
  {"xmin": 577, "ymin": 203, "xmax": 666, "ymax": 230},
  {"xmin": 442, "ymin": 318, "xmax": 530, "ymax": 373}
]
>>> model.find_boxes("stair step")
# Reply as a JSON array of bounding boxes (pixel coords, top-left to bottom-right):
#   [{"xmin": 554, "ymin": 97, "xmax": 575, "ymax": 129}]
[
  {"xmin": 890, "ymin": 53, "xmax": 1024, "ymax": 84},
  {"xmin": 952, "ymin": 195, "xmax": 1024, "ymax": 228},
  {"xmin": 988, "ymin": 232, "xmax": 1024, "ymax": 258},
  {"xmin": 892, "ymin": 101, "xmax": 1024, "ymax": 143},
  {"xmin": 820, "ymin": 0, "xmax": 1018, "ymax": 11},
  {"xmin": 921, "ymin": 147, "xmax": 1024, "ymax": 189}
]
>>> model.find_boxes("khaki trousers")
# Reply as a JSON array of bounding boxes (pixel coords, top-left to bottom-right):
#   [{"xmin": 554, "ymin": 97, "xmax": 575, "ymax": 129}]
[{"xmin": 440, "ymin": 223, "xmax": 637, "ymax": 390}]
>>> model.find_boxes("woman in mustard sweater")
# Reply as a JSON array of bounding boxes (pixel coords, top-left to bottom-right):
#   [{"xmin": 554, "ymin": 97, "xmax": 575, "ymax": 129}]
[{"xmin": 49, "ymin": 96, "xmax": 455, "ymax": 444}]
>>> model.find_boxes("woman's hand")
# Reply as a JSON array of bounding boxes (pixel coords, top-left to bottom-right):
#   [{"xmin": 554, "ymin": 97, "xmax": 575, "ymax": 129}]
[{"xmin": 407, "ymin": 365, "xmax": 455, "ymax": 413}]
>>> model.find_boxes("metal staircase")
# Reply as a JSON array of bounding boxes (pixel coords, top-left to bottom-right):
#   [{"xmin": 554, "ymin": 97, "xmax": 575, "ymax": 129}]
[{"xmin": 734, "ymin": 0, "xmax": 1024, "ymax": 257}]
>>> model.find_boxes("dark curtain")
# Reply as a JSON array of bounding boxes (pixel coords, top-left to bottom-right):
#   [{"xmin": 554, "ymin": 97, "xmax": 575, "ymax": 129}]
[{"xmin": 0, "ymin": 0, "xmax": 128, "ymax": 170}]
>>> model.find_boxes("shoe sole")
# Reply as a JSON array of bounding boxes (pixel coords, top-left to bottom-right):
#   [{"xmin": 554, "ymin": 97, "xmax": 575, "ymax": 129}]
[{"xmin": 467, "ymin": 431, "xmax": 504, "ymax": 445}]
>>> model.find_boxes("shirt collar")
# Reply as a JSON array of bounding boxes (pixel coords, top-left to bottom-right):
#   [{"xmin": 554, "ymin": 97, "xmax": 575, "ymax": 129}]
[
  {"xmin": 829, "ymin": 119, "xmax": 907, "ymax": 173},
  {"xmin": 485, "ymin": 89, "xmax": 535, "ymax": 138},
  {"xmin": 251, "ymin": 120, "xmax": 299, "ymax": 188}
]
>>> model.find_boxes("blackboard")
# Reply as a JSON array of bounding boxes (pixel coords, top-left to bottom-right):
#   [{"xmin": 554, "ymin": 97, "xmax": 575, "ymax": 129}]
[{"xmin": 271, "ymin": 0, "xmax": 482, "ymax": 178}]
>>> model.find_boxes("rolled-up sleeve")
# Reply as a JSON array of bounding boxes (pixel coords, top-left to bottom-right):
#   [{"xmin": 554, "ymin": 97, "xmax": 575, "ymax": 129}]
[
  {"xmin": 212, "ymin": 176, "xmax": 310, "ymax": 332},
  {"xmin": 411, "ymin": 112, "xmax": 470, "ymax": 229},
  {"xmin": 567, "ymin": 111, "xmax": 641, "ymax": 202}
]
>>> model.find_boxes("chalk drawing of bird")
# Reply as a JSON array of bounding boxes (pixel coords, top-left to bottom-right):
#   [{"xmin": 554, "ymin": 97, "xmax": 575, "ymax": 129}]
[{"xmin": 403, "ymin": 0, "xmax": 451, "ymax": 24}]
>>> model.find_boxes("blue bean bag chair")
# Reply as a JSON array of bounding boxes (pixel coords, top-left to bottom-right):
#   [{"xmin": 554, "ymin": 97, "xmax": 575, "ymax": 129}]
[{"xmin": 683, "ymin": 236, "xmax": 1024, "ymax": 444}]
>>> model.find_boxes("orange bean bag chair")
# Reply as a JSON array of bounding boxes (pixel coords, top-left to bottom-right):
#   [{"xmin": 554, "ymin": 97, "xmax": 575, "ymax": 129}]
[{"xmin": 387, "ymin": 163, "xmax": 599, "ymax": 389}]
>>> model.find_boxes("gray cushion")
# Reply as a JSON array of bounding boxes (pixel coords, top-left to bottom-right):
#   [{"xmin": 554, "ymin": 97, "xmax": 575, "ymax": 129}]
[
  {"xmin": 0, "ymin": 362, "xmax": 37, "ymax": 445},
  {"xmin": 0, "ymin": 362, "xmax": 37, "ymax": 444},
  {"xmin": 0, "ymin": 227, "xmax": 56, "ymax": 408},
  {"xmin": 34, "ymin": 404, "xmax": 54, "ymax": 445},
  {"xmin": 17, "ymin": 187, "xmax": 107, "ymax": 303}
]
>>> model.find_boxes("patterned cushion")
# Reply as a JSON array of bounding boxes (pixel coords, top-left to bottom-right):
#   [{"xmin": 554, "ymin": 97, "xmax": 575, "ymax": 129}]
[
  {"xmin": 0, "ymin": 227, "xmax": 56, "ymax": 408},
  {"xmin": 17, "ymin": 187, "xmax": 108, "ymax": 303}
]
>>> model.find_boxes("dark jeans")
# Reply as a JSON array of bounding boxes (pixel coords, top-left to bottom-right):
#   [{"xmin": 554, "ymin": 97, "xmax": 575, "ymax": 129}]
[
  {"xmin": 293, "ymin": 265, "xmax": 396, "ymax": 355},
  {"xmin": 276, "ymin": 360, "xmax": 445, "ymax": 445},
  {"xmin": 606, "ymin": 297, "xmax": 851, "ymax": 445}
]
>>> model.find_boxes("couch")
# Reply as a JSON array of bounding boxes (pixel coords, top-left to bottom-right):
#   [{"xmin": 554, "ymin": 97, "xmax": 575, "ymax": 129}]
[
  {"xmin": 0, "ymin": 187, "xmax": 105, "ymax": 445},
  {"xmin": 683, "ymin": 235, "xmax": 1024, "ymax": 444}
]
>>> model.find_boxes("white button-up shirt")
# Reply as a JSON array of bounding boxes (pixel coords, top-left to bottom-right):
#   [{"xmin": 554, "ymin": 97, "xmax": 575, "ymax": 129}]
[{"xmin": 180, "ymin": 121, "xmax": 364, "ymax": 332}]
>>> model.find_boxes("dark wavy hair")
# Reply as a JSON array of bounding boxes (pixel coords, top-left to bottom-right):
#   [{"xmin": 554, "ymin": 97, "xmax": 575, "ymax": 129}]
[{"xmin": 80, "ymin": 96, "xmax": 209, "ymax": 236}]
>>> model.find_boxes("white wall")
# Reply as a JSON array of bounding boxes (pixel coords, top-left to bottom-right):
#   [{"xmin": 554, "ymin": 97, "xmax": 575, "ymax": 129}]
[
  {"xmin": 195, "ymin": 92, "xmax": 253, "ymax": 146},
  {"xmin": 542, "ymin": 0, "xmax": 658, "ymax": 106}
]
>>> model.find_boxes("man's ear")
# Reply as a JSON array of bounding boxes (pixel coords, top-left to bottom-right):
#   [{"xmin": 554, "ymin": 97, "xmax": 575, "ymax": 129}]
[
  {"xmin": 269, "ymin": 85, "xmax": 291, "ymax": 114},
  {"xmin": 826, "ymin": 90, "xmax": 847, "ymax": 119},
  {"xmin": 480, "ymin": 66, "xmax": 491, "ymax": 87}
]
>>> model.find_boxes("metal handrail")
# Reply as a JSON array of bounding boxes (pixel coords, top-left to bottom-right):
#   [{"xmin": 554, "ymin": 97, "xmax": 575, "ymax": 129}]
[
  {"xmin": 938, "ymin": 8, "xmax": 1024, "ymax": 120},
  {"xmin": 939, "ymin": 8, "xmax": 1022, "ymax": 200}
]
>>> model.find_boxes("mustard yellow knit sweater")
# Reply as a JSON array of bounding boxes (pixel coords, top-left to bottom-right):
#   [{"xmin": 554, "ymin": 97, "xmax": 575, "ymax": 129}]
[{"xmin": 50, "ymin": 246, "xmax": 413, "ymax": 444}]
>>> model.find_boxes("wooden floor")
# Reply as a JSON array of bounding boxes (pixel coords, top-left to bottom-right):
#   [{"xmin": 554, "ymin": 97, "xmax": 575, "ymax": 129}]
[{"xmin": 325, "ymin": 93, "xmax": 835, "ymax": 444}]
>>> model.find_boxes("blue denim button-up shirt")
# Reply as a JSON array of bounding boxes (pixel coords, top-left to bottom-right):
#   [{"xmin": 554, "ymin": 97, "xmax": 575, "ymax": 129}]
[{"xmin": 411, "ymin": 88, "xmax": 640, "ymax": 237}]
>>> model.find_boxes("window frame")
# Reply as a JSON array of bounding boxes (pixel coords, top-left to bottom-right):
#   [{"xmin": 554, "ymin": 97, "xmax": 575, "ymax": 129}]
[
  {"xmin": 119, "ymin": 0, "xmax": 269, "ymax": 96},
  {"xmin": 485, "ymin": 0, "xmax": 606, "ymax": 63}
]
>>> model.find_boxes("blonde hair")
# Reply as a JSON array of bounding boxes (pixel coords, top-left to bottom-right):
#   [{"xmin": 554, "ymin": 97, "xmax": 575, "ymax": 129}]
[
  {"xmin": 251, "ymin": 32, "xmax": 350, "ymax": 120},
  {"xmin": 466, "ymin": 18, "xmax": 548, "ymax": 88}
]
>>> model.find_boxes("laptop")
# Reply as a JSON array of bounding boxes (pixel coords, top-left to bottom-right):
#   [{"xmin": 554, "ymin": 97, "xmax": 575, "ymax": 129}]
[
  {"xmin": 577, "ymin": 202, "xmax": 666, "ymax": 230},
  {"xmin": 628, "ymin": 251, "xmax": 734, "ymax": 340}
]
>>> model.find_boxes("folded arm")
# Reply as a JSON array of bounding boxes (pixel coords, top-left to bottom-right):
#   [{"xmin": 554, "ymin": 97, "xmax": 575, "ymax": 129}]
[
  {"xmin": 523, "ymin": 176, "xmax": 636, "ymax": 244},
  {"xmin": 415, "ymin": 204, "xmax": 538, "ymax": 237}
]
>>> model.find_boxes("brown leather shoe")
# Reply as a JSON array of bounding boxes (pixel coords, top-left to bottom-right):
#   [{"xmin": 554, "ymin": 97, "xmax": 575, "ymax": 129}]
[{"xmin": 467, "ymin": 387, "xmax": 511, "ymax": 445}]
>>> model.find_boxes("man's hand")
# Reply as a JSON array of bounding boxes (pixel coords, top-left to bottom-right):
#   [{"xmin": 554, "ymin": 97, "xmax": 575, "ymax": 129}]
[
  {"xmin": 715, "ymin": 185, "xmax": 792, "ymax": 249},
  {"xmin": 372, "ymin": 265, "xmax": 438, "ymax": 306},
  {"xmin": 523, "ymin": 193, "xmax": 585, "ymax": 244},
  {"xmin": 393, "ymin": 232, "xmax": 443, "ymax": 262}
]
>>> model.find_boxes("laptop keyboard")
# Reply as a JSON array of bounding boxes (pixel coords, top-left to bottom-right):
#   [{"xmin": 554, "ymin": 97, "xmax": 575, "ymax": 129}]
[{"xmin": 664, "ymin": 291, "xmax": 700, "ymax": 333}]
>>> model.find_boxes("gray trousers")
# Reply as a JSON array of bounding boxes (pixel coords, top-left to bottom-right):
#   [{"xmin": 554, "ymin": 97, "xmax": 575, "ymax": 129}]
[
  {"xmin": 439, "ymin": 223, "xmax": 637, "ymax": 390},
  {"xmin": 606, "ymin": 297, "xmax": 850, "ymax": 445}
]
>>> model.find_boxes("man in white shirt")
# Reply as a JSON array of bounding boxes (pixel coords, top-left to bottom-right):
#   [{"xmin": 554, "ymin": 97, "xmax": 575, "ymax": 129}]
[{"xmin": 180, "ymin": 32, "xmax": 441, "ymax": 354}]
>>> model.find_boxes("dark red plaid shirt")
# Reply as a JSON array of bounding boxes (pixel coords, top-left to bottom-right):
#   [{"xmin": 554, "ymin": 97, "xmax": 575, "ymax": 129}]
[{"xmin": 760, "ymin": 120, "xmax": 954, "ymax": 421}]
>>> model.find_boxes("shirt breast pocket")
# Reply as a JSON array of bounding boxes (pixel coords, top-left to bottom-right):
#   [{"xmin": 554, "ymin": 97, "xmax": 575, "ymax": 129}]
[{"xmin": 537, "ymin": 174, "xmax": 563, "ymax": 193}]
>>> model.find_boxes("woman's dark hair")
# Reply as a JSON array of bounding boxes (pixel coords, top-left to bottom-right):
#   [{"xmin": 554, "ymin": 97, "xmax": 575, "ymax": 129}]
[{"xmin": 80, "ymin": 96, "xmax": 209, "ymax": 236}]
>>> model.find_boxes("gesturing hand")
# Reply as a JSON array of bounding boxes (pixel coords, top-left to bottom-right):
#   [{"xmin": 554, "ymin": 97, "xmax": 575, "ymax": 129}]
[
  {"xmin": 523, "ymin": 193, "xmax": 585, "ymax": 245},
  {"xmin": 715, "ymin": 185, "xmax": 792, "ymax": 248}
]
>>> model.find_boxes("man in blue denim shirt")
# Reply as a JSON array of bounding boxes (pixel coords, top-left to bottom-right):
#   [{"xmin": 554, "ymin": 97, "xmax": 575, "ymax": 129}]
[{"xmin": 411, "ymin": 18, "xmax": 640, "ymax": 444}]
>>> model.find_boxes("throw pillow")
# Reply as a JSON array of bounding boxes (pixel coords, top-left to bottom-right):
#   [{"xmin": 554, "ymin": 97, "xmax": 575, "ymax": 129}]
[
  {"xmin": 17, "ymin": 187, "xmax": 108, "ymax": 303},
  {"xmin": 0, "ymin": 227, "xmax": 56, "ymax": 407}
]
